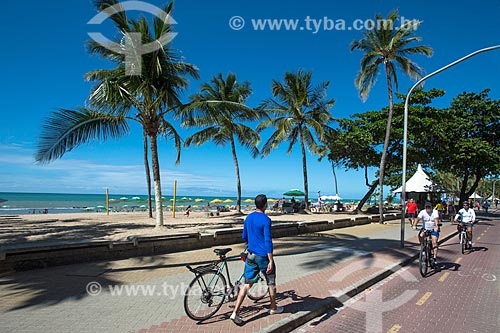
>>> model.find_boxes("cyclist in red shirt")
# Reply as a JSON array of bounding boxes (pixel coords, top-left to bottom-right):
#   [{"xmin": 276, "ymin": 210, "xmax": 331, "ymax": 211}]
[{"xmin": 405, "ymin": 198, "xmax": 418, "ymax": 229}]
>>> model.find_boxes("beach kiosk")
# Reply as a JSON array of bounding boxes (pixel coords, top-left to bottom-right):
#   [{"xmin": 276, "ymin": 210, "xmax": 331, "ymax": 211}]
[{"xmin": 393, "ymin": 164, "xmax": 447, "ymax": 210}]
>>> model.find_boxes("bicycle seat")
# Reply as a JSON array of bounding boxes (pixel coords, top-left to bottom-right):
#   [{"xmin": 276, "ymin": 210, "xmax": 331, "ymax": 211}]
[{"xmin": 214, "ymin": 248, "xmax": 232, "ymax": 256}]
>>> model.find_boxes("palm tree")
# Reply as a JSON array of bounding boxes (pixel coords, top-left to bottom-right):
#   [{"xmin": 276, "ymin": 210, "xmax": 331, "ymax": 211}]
[
  {"xmin": 258, "ymin": 70, "xmax": 335, "ymax": 210},
  {"xmin": 180, "ymin": 73, "xmax": 261, "ymax": 213},
  {"xmin": 350, "ymin": 9, "xmax": 432, "ymax": 222},
  {"xmin": 35, "ymin": 0, "xmax": 198, "ymax": 227}
]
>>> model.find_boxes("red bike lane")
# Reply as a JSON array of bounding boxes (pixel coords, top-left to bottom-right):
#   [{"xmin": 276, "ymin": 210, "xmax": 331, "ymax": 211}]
[{"xmin": 293, "ymin": 216, "xmax": 500, "ymax": 333}]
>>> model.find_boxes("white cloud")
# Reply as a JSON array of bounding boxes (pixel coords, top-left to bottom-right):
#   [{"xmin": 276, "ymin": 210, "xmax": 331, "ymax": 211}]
[{"xmin": 0, "ymin": 144, "xmax": 223, "ymax": 194}]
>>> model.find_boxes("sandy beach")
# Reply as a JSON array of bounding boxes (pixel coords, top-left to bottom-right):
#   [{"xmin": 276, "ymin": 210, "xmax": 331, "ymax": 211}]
[{"xmin": 0, "ymin": 209, "xmax": 368, "ymax": 246}]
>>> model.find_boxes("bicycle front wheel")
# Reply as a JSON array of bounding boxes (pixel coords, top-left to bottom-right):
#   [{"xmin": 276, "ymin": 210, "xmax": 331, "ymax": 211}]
[
  {"xmin": 419, "ymin": 242, "xmax": 428, "ymax": 277},
  {"xmin": 184, "ymin": 270, "xmax": 227, "ymax": 321},
  {"xmin": 461, "ymin": 232, "xmax": 466, "ymax": 254},
  {"xmin": 247, "ymin": 272, "xmax": 269, "ymax": 301}
]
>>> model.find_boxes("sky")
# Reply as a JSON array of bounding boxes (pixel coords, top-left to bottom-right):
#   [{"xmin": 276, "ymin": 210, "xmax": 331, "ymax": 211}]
[{"xmin": 1, "ymin": 0, "xmax": 499, "ymax": 199}]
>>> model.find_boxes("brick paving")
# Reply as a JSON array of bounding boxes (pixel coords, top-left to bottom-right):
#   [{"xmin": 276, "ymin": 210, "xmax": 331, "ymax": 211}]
[
  {"xmin": 292, "ymin": 213, "xmax": 500, "ymax": 333},
  {"xmin": 1, "ymin": 213, "xmax": 496, "ymax": 333}
]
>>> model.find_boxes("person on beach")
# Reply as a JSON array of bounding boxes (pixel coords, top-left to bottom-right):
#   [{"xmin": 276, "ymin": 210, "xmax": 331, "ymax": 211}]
[
  {"xmin": 405, "ymin": 198, "xmax": 418, "ymax": 229},
  {"xmin": 230, "ymin": 194, "xmax": 284, "ymax": 325},
  {"xmin": 184, "ymin": 205, "xmax": 191, "ymax": 217}
]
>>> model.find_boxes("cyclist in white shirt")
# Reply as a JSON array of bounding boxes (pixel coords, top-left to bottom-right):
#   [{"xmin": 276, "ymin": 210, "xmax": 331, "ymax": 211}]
[
  {"xmin": 415, "ymin": 202, "xmax": 441, "ymax": 269},
  {"xmin": 454, "ymin": 201, "xmax": 476, "ymax": 249}
]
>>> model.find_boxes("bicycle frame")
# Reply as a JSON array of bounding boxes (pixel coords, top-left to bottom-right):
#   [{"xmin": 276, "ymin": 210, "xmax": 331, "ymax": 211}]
[{"xmin": 186, "ymin": 253, "xmax": 242, "ymax": 298}]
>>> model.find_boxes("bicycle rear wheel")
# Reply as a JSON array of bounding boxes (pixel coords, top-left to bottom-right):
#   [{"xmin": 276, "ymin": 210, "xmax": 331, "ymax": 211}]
[
  {"xmin": 419, "ymin": 242, "xmax": 428, "ymax": 277},
  {"xmin": 247, "ymin": 272, "xmax": 269, "ymax": 301},
  {"xmin": 184, "ymin": 270, "xmax": 227, "ymax": 321}
]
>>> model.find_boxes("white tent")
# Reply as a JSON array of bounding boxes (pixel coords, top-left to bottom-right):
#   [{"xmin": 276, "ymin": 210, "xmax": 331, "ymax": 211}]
[
  {"xmin": 486, "ymin": 195, "xmax": 499, "ymax": 201},
  {"xmin": 393, "ymin": 164, "xmax": 447, "ymax": 193},
  {"xmin": 469, "ymin": 192, "xmax": 483, "ymax": 199}
]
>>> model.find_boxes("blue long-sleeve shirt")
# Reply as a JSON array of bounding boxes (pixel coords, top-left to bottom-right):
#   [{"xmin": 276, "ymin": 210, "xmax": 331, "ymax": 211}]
[{"xmin": 242, "ymin": 211, "xmax": 273, "ymax": 257}]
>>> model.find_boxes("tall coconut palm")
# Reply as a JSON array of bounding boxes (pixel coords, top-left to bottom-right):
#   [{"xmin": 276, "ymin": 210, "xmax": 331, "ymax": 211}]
[
  {"xmin": 35, "ymin": 0, "xmax": 198, "ymax": 227},
  {"xmin": 350, "ymin": 9, "xmax": 433, "ymax": 222},
  {"xmin": 258, "ymin": 70, "xmax": 335, "ymax": 210},
  {"xmin": 180, "ymin": 73, "xmax": 261, "ymax": 213}
]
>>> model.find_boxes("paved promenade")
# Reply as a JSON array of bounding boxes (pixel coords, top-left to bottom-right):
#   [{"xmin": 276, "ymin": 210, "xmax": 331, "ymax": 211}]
[
  {"xmin": 293, "ymin": 212, "xmax": 500, "ymax": 333},
  {"xmin": 1, "ymin": 211, "xmax": 497, "ymax": 333}
]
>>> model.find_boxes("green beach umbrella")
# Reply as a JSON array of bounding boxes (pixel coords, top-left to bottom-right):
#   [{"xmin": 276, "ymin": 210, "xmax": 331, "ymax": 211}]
[{"xmin": 283, "ymin": 189, "xmax": 305, "ymax": 196}]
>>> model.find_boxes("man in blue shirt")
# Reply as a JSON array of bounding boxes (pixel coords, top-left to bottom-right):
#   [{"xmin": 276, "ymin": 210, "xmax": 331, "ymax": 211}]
[{"xmin": 230, "ymin": 194, "xmax": 284, "ymax": 325}]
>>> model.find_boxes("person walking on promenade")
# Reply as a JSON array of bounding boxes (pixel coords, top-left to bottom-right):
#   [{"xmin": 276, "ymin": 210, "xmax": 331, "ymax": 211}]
[
  {"xmin": 406, "ymin": 198, "xmax": 418, "ymax": 229},
  {"xmin": 230, "ymin": 194, "xmax": 284, "ymax": 325},
  {"xmin": 447, "ymin": 201, "xmax": 456, "ymax": 222}
]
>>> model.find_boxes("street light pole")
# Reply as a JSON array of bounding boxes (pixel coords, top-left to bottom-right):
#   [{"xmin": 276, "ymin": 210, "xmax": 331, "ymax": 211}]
[{"xmin": 400, "ymin": 45, "xmax": 500, "ymax": 248}]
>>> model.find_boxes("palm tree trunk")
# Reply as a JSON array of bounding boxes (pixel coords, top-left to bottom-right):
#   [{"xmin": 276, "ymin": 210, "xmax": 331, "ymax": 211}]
[
  {"xmin": 230, "ymin": 137, "xmax": 242, "ymax": 213},
  {"xmin": 459, "ymin": 169, "xmax": 470, "ymax": 205},
  {"xmin": 356, "ymin": 181, "xmax": 378, "ymax": 212},
  {"xmin": 299, "ymin": 127, "xmax": 309, "ymax": 210},
  {"xmin": 143, "ymin": 130, "xmax": 153, "ymax": 218},
  {"xmin": 331, "ymin": 162, "xmax": 339, "ymax": 197},
  {"xmin": 149, "ymin": 133, "xmax": 164, "ymax": 227},
  {"xmin": 378, "ymin": 63, "xmax": 395, "ymax": 223}
]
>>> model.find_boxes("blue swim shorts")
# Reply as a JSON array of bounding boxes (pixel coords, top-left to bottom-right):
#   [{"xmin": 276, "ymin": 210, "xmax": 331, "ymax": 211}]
[{"xmin": 244, "ymin": 253, "xmax": 276, "ymax": 285}]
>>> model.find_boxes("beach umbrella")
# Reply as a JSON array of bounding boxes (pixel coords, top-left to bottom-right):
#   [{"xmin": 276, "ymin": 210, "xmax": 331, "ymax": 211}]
[
  {"xmin": 267, "ymin": 198, "xmax": 277, "ymax": 202},
  {"xmin": 223, "ymin": 199, "xmax": 233, "ymax": 203},
  {"xmin": 139, "ymin": 204, "xmax": 147, "ymax": 209},
  {"xmin": 321, "ymin": 195, "xmax": 343, "ymax": 201},
  {"xmin": 131, "ymin": 196, "xmax": 141, "ymax": 200},
  {"xmin": 244, "ymin": 198, "xmax": 254, "ymax": 203},
  {"xmin": 194, "ymin": 198, "xmax": 205, "ymax": 202},
  {"xmin": 210, "ymin": 198, "xmax": 223, "ymax": 204},
  {"xmin": 283, "ymin": 189, "xmax": 305, "ymax": 196}
]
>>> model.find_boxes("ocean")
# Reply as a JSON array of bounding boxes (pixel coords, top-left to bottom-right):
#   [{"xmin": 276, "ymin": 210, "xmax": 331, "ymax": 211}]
[
  {"xmin": 0, "ymin": 192, "xmax": 244, "ymax": 215},
  {"xmin": 0, "ymin": 192, "xmax": 361, "ymax": 215}
]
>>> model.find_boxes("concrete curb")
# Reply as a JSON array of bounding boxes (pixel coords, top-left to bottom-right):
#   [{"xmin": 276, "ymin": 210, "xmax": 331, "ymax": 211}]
[{"xmin": 260, "ymin": 227, "xmax": 459, "ymax": 333}]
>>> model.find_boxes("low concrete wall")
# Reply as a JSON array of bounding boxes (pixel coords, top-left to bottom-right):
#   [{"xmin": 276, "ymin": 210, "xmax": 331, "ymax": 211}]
[
  {"xmin": 0, "ymin": 214, "xmax": 381, "ymax": 272},
  {"xmin": 297, "ymin": 221, "xmax": 330, "ymax": 233},
  {"xmin": 331, "ymin": 218, "xmax": 352, "ymax": 228},
  {"xmin": 272, "ymin": 223, "xmax": 299, "ymax": 238},
  {"xmin": 352, "ymin": 216, "xmax": 370, "ymax": 225}
]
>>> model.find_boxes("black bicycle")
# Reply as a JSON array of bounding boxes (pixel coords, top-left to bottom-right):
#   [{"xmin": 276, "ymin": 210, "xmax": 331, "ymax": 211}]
[
  {"xmin": 184, "ymin": 248, "xmax": 269, "ymax": 321},
  {"xmin": 418, "ymin": 229, "xmax": 441, "ymax": 277},
  {"xmin": 458, "ymin": 223, "xmax": 472, "ymax": 254}
]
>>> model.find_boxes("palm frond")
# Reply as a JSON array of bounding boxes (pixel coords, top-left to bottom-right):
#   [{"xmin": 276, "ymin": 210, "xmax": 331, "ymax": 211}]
[{"xmin": 36, "ymin": 107, "xmax": 129, "ymax": 163}]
